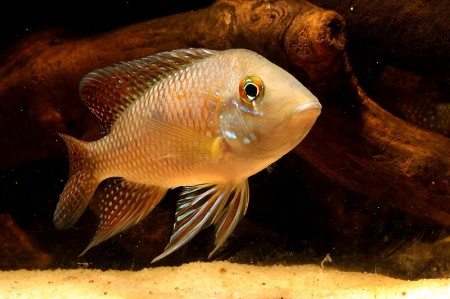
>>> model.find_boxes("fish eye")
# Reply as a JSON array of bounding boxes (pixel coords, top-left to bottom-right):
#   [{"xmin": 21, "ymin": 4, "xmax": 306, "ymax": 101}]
[
  {"xmin": 239, "ymin": 75, "xmax": 264, "ymax": 105},
  {"xmin": 245, "ymin": 83, "xmax": 258, "ymax": 100}
]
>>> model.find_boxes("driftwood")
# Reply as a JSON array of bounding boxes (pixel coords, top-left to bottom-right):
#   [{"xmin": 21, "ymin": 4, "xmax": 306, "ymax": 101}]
[
  {"xmin": 0, "ymin": 0, "xmax": 449, "ymax": 232},
  {"xmin": 310, "ymin": 0, "xmax": 450, "ymax": 70}
]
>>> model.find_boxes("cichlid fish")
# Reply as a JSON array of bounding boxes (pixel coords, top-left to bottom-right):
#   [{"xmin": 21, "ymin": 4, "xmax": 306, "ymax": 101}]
[{"xmin": 54, "ymin": 48, "xmax": 321, "ymax": 262}]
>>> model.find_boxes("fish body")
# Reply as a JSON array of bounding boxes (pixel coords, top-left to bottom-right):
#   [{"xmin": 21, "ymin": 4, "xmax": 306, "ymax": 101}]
[{"xmin": 54, "ymin": 48, "xmax": 321, "ymax": 261}]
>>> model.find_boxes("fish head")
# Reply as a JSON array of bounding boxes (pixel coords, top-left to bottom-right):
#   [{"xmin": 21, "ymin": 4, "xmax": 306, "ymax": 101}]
[{"xmin": 218, "ymin": 49, "xmax": 321, "ymax": 162}]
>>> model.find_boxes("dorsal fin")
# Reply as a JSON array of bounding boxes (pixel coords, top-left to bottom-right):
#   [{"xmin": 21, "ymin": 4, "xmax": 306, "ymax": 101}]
[{"xmin": 79, "ymin": 48, "xmax": 216, "ymax": 134}]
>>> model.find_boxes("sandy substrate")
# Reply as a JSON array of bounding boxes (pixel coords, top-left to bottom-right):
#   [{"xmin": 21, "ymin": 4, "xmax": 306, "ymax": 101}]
[{"xmin": 0, "ymin": 261, "xmax": 449, "ymax": 299}]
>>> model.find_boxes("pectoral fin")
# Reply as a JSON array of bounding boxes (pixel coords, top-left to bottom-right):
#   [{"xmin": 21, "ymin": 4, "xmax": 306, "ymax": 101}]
[
  {"xmin": 152, "ymin": 180, "xmax": 249, "ymax": 262},
  {"xmin": 142, "ymin": 117, "xmax": 226, "ymax": 161}
]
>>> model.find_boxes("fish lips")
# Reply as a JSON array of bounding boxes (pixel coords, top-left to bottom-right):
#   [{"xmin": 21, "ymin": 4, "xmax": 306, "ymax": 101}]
[
  {"xmin": 284, "ymin": 101, "xmax": 322, "ymax": 149},
  {"xmin": 253, "ymin": 100, "xmax": 321, "ymax": 156},
  {"xmin": 291, "ymin": 101, "xmax": 322, "ymax": 129},
  {"xmin": 293, "ymin": 101, "xmax": 322, "ymax": 115}
]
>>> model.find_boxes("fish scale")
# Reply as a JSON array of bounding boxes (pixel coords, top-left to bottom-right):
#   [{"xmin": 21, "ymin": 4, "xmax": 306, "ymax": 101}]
[{"xmin": 54, "ymin": 48, "xmax": 321, "ymax": 261}]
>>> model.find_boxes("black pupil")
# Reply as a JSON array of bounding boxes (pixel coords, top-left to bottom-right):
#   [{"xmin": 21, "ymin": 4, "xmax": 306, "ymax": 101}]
[{"xmin": 245, "ymin": 83, "xmax": 258, "ymax": 99}]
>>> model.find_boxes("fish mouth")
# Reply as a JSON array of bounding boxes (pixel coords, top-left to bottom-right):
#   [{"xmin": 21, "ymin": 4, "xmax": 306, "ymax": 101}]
[
  {"xmin": 282, "ymin": 100, "xmax": 321, "ymax": 148},
  {"xmin": 250, "ymin": 100, "xmax": 321, "ymax": 157},
  {"xmin": 291, "ymin": 100, "xmax": 322, "ymax": 124},
  {"xmin": 293, "ymin": 101, "xmax": 322, "ymax": 114}
]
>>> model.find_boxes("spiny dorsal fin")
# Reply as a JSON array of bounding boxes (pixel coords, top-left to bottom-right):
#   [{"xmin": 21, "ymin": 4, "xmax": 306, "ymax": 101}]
[{"xmin": 80, "ymin": 48, "xmax": 216, "ymax": 134}]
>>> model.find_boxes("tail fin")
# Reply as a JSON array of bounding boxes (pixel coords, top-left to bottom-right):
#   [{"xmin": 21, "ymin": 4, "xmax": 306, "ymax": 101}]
[{"xmin": 54, "ymin": 133, "xmax": 100, "ymax": 230}]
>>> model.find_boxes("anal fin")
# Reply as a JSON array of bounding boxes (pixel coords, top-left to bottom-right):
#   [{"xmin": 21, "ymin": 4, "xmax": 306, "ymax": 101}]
[
  {"xmin": 152, "ymin": 180, "xmax": 249, "ymax": 262},
  {"xmin": 80, "ymin": 178, "xmax": 167, "ymax": 256}
]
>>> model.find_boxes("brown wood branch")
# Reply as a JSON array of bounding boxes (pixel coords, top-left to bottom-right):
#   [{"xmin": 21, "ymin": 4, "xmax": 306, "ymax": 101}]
[
  {"xmin": 295, "ymin": 55, "xmax": 450, "ymax": 226},
  {"xmin": 0, "ymin": 0, "xmax": 449, "ymax": 226},
  {"xmin": 309, "ymin": 0, "xmax": 450, "ymax": 70}
]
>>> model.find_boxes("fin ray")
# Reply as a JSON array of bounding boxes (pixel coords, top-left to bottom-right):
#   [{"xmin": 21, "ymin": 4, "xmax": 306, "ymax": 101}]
[
  {"xmin": 141, "ymin": 118, "xmax": 226, "ymax": 161},
  {"xmin": 80, "ymin": 49, "xmax": 216, "ymax": 134},
  {"xmin": 210, "ymin": 180, "xmax": 249, "ymax": 257},
  {"xmin": 152, "ymin": 180, "xmax": 249, "ymax": 262},
  {"xmin": 54, "ymin": 134, "xmax": 100, "ymax": 230},
  {"xmin": 80, "ymin": 178, "xmax": 167, "ymax": 255}
]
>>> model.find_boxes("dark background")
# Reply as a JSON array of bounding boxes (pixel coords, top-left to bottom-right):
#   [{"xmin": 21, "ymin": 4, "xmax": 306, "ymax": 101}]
[{"xmin": 0, "ymin": 0, "xmax": 214, "ymax": 52}]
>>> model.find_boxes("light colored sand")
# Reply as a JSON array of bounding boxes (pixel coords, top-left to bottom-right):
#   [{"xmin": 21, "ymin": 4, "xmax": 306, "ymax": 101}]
[{"xmin": 0, "ymin": 261, "xmax": 449, "ymax": 299}]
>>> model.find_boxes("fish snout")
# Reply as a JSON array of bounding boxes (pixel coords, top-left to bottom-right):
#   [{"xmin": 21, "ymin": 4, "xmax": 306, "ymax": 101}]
[
  {"xmin": 284, "ymin": 100, "xmax": 321, "ymax": 145},
  {"xmin": 293, "ymin": 101, "xmax": 322, "ymax": 114},
  {"xmin": 291, "ymin": 100, "xmax": 322, "ymax": 126}
]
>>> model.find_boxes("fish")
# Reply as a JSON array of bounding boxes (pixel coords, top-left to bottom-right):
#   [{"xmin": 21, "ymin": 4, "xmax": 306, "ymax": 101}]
[{"xmin": 54, "ymin": 48, "xmax": 321, "ymax": 262}]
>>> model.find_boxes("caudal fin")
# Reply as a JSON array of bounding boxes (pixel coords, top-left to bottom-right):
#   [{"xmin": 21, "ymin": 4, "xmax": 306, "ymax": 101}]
[{"xmin": 54, "ymin": 133, "xmax": 100, "ymax": 230}]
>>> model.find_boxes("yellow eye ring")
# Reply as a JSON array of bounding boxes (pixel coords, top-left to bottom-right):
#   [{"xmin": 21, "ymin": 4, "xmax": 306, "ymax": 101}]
[{"xmin": 239, "ymin": 75, "xmax": 264, "ymax": 105}]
